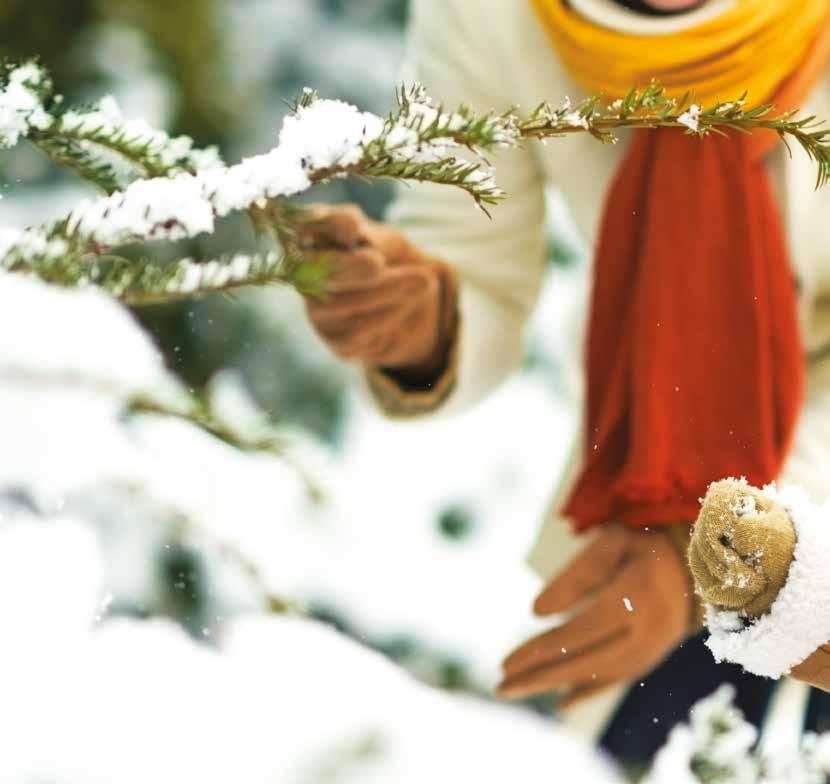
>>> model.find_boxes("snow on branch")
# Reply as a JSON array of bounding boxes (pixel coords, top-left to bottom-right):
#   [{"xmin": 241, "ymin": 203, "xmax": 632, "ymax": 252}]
[
  {"xmin": 4, "ymin": 61, "xmax": 830, "ymax": 306},
  {"xmin": 1, "ymin": 61, "xmax": 223, "ymax": 193},
  {"xmin": 1, "ymin": 66, "xmax": 519, "ymax": 303},
  {"xmin": 0, "ymin": 61, "xmax": 52, "ymax": 148}
]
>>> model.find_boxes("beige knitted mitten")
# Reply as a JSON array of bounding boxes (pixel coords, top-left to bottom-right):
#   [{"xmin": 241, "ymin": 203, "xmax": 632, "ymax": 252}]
[
  {"xmin": 689, "ymin": 479, "xmax": 795, "ymax": 618},
  {"xmin": 690, "ymin": 478, "xmax": 830, "ymax": 690}
]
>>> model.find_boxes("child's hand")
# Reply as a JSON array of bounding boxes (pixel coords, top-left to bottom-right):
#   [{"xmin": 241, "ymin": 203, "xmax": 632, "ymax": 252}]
[{"xmin": 497, "ymin": 524, "xmax": 692, "ymax": 706}]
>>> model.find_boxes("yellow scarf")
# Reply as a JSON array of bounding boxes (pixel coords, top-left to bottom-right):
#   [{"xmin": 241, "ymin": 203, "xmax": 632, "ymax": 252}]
[{"xmin": 531, "ymin": 0, "xmax": 830, "ymax": 106}]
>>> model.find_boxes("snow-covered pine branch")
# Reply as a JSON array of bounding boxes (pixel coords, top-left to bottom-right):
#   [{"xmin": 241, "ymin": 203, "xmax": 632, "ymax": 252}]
[
  {"xmin": 520, "ymin": 82, "xmax": 830, "ymax": 188},
  {"xmin": 0, "ymin": 272, "xmax": 319, "ymax": 611},
  {"xmin": 4, "ymin": 61, "xmax": 830, "ymax": 306},
  {"xmin": 0, "ymin": 63, "xmax": 518, "ymax": 302},
  {"xmin": 4, "ymin": 248, "xmax": 330, "ymax": 304},
  {"xmin": 0, "ymin": 61, "xmax": 223, "ymax": 193},
  {"xmin": 0, "ymin": 62, "xmax": 52, "ymax": 149}
]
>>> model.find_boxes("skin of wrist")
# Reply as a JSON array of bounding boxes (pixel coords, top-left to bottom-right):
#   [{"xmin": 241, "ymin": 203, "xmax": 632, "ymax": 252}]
[{"xmin": 662, "ymin": 521, "xmax": 707, "ymax": 633}]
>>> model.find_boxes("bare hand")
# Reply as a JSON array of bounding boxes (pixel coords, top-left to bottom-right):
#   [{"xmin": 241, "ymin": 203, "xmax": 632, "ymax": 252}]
[
  {"xmin": 497, "ymin": 525, "xmax": 691, "ymax": 707},
  {"xmin": 297, "ymin": 204, "xmax": 455, "ymax": 375}
]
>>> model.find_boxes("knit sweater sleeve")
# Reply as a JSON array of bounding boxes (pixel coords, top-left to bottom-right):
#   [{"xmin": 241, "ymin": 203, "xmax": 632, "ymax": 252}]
[{"xmin": 360, "ymin": 0, "xmax": 548, "ymax": 419}]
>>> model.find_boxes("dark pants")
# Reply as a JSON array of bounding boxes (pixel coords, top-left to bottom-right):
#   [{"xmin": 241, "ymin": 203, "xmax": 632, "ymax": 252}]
[{"xmin": 599, "ymin": 633, "xmax": 830, "ymax": 766}]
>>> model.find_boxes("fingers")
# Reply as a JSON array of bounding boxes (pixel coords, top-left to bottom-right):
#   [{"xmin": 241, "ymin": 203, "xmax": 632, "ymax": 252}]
[
  {"xmin": 502, "ymin": 598, "xmax": 626, "ymax": 678},
  {"xmin": 498, "ymin": 528, "xmax": 691, "ymax": 702},
  {"xmin": 307, "ymin": 265, "xmax": 435, "ymax": 319},
  {"xmin": 533, "ymin": 525, "xmax": 630, "ymax": 617},
  {"xmin": 500, "ymin": 568, "xmax": 634, "ymax": 700},
  {"xmin": 298, "ymin": 204, "xmax": 371, "ymax": 250},
  {"xmin": 298, "ymin": 203, "xmax": 422, "ymax": 265},
  {"xmin": 319, "ymin": 248, "xmax": 385, "ymax": 292},
  {"xmin": 497, "ymin": 627, "xmax": 629, "ymax": 700}
]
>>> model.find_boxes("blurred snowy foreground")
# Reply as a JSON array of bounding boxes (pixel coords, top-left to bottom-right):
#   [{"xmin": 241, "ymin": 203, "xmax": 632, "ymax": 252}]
[
  {"xmin": 0, "ymin": 273, "xmax": 617, "ymax": 782},
  {"xmin": 7, "ymin": 272, "xmax": 830, "ymax": 782},
  {"xmin": 0, "ymin": 524, "xmax": 615, "ymax": 783}
]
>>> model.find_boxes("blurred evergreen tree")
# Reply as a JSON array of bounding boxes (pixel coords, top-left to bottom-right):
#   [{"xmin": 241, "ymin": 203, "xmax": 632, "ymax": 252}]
[
  {"xmin": 94, "ymin": 0, "xmax": 234, "ymax": 142},
  {"xmin": 0, "ymin": 0, "xmax": 95, "ymax": 79}
]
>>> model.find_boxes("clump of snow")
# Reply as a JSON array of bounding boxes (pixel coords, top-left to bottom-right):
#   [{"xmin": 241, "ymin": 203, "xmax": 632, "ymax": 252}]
[
  {"xmin": 705, "ymin": 483, "xmax": 830, "ymax": 678},
  {"xmin": 732, "ymin": 494, "xmax": 758, "ymax": 518},
  {"xmin": 160, "ymin": 253, "xmax": 275, "ymax": 296},
  {"xmin": 0, "ymin": 227, "xmax": 23, "ymax": 259},
  {"xmin": 0, "ymin": 62, "xmax": 52, "ymax": 149},
  {"xmin": 678, "ymin": 104, "xmax": 702, "ymax": 132},
  {"xmin": 648, "ymin": 683, "xmax": 830, "ymax": 783},
  {"xmin": 279, "ymin": 97, "xmax": 384, "ymax": 171},
  {"xmin": 0, "ymin": 518, "xmax": 102, "ymax": 653},
  {"xmin": 67, "ymin": 174, "xmax": 215, "ymax": 246},
  {"xmin": 562, "ymin": 111, "xmax": 590, "ymax": 129},
  {"xmin": 207, "ymin": 369, "xmax": 272, "ymax": 441}
]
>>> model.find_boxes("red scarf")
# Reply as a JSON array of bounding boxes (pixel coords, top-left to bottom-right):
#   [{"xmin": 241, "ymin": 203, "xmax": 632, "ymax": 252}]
[{"xmin": 562, "ymin": 34, "xmax": 830, "ymax": 531}]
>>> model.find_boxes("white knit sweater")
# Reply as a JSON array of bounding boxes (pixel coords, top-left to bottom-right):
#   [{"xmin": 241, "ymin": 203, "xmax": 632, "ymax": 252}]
[{"xmin": 375, "ymin": 0, "xmax": 830, "ymax": 578}]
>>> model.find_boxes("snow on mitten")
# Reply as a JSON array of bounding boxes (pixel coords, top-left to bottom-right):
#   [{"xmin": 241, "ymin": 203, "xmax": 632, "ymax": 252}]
[
  {"xmin": 690, "ymin": 478, "xmax": 830, "ymax": 683},
  {"xmin": 689, "ymin": 479, "xmax": 795, "ymax": 618}
]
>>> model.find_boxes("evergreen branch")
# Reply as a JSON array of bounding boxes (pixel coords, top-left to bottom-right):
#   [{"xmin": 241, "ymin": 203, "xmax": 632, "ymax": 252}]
[
  {"xmin": 0, "ymin": 80, "xmax": 510, "ymax": 285},
  {"xmin": 6, "ymin": 62, "xmax": 830, "ymax": 308},
  {"xmin": 128, "ymin": 387, "xmax": 324, "ymax": 508},
  {"xmin": 389, "ymin": 83, "xmax": 519, "ymax": 154},
  {"xmin": 44, "ymin": 102, "xmax": 224, "ymax": 178},
  {"xmin": 128, "ymin": 393, "xmax": 287, "ymax": 459},
  {"xmin": 24, "ymin": 104, "xmax": 224, "ymax": 195},
  {"xmin": 519, "ymin": 82, "xmax": 830, "ymax": 188},
  {"xmin": 3, "ymin": 249, "xmax": 332, "ymax": 304},
  {"xmin": 27, "ymin": 132, "xmax": 126, "ymax": 193}
]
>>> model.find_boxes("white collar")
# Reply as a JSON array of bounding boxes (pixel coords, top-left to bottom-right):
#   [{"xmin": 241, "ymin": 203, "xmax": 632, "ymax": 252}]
[{"xmin": 568, "ymin": 0, "xmax": 736, "ymax": 35}]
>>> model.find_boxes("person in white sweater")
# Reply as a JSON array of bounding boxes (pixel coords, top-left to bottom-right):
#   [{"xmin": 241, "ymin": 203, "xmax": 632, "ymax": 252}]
[{"xmin": 299, "ymin": 0, "xmax": 830, "ymax": 762}]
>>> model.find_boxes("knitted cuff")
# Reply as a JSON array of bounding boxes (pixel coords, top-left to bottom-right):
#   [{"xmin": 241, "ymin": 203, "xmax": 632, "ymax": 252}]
[
  {"xmin": 365, "ymin": 264, "xmax": 460, "ymax": 419},
  {"xmin": 705, "ymin": 484, "xmax": 830, "ymax": 678},
  {"xmin": 664, "ymin": 521, "xmax": 707, "ymax": 634}
]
